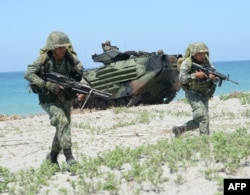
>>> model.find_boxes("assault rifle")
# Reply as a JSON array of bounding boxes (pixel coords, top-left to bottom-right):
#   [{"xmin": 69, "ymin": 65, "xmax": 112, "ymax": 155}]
[
  {"xmin": 44, "ymin": 72, "xmax": 112, "ymax": 109},
  {"xmin": 192, "ymin": 62, "xmax": 239, "ymax": 87}
]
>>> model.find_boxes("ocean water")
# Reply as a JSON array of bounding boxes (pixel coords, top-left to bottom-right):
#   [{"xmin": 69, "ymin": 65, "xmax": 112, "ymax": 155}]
[
  {"xmin": 0, "ymin": 71, "xmax": 45, "ymax": 116},
  {"xmin": 0, "ymin": 60, "xmax": 249, "ymax": 116}
]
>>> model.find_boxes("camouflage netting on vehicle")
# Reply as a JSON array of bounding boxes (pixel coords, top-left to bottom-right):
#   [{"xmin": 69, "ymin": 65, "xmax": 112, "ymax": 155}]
[{"xmin": 76, "ymin": 50, "xmax": 182, "ymax": 110}]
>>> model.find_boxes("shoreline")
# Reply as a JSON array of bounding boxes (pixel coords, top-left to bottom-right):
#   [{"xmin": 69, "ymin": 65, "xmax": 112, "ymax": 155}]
[{"xmin": 1, "ymin": 91, "xmax": 248, "ymax": 121}]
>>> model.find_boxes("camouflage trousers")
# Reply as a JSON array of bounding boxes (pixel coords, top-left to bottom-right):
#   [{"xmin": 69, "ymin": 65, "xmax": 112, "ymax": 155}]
[
  {"xmin": 41, "ymin": 101, "xmax": 72, "ymax": 152},
  {"xmin": 185, "ymin": 90, "xmax": 210, "ymax": 135}
]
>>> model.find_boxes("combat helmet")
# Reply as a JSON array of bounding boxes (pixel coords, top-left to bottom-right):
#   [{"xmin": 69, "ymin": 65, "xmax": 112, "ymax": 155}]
[
  {"xmin": 104, "ymin": 40, "xmax": 111, "ymax": 46},
  {"xmin": 190, "ymin": 42, "xmax": 209, "ymax": 56},
  {"xmin": 45, "ymin": 31, "xmax": 71, "ymax": 50},
  {"xmin": 157, "ymin": 49, "xmax": 164, "ymax": 55}
]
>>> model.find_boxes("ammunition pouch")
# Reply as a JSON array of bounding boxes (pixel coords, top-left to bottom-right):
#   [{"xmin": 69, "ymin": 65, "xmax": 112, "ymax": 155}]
[
  {"xmin": 182, "ymin": 79, "xmax": 216, "ymax": 97},
  {"xmin": 37, "ymin": 88, "xmax": 77, "ymax": 104},
  {"xmin": 30, "ymin": 84, "xmax": 49, "ymax": 95},
  {"xmin": 39, "ymin": 93, "xmax": 55, "ymax": 103},
  {"xmin": 190, "ymin": 79, "xmax": 212, "ymax": 91},
  {"xmin": 206, "ymin": 83, "xmax": 216, "ymax": 98}
]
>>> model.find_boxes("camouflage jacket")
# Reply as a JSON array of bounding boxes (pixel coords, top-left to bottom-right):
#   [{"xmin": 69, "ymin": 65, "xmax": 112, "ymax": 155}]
[
  {"xmin": 24, "ymin": 50, "xmax": 84, "ymax": 103},
  {"xmin": 179, "ymin": 58, "xmax": 216, "ymax": 92}
]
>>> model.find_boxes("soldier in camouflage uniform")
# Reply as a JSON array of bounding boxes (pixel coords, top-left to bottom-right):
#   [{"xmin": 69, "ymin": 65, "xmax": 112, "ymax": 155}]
[
  {"xmin": 24, "ymin": 31, "xmax": 84, "ymax": 168},
  {"xmin": 101, "ymin": 40, "xmax": 119, "ymax": 52},
  {"xmin": 157, "ymin": 49, "xmax": 164, "ymax": 56},
  {"xmin": 172, "ymin": 42, "xmax": 217, "ymax": 137}
]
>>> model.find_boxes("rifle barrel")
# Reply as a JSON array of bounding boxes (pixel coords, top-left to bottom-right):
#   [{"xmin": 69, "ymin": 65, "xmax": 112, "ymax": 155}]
[{"xmin": 227, "ymin": 78, "xmax": 239, "ymax": 85}]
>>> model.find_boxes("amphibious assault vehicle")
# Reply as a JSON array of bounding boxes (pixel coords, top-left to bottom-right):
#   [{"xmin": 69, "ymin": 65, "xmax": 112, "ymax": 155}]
[{"xmin": 79, "ymin": 49, "xmax": 182, "ymax": 109}]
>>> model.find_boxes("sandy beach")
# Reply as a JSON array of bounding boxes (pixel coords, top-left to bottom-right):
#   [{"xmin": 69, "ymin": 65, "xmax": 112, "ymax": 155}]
[{"xmin": 0, "ymin": 94, "xmax": 250, "ymax": 195}]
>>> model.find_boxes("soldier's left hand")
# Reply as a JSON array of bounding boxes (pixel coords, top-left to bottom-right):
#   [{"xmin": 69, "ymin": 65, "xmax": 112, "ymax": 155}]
[
  {"xmin": 208, "ymin": 74, "xmax": 216, "ymax": 81},
  {"xmin": 77, "ymin": 93, "xmax": 85, "ymax": 101}
]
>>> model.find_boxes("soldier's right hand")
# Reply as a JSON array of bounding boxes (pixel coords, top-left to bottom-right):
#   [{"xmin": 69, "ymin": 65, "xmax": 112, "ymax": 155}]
[
  {"xmin": 194, "ymin": 71, "xmax": 208, "ymax": 79},
  {"xmin": 45, "ymin": 81, "xmax": 62, "ymax": 95}
]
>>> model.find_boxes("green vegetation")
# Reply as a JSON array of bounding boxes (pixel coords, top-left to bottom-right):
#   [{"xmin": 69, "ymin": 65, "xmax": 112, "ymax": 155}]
[
  {"xmin": 1, "ymin": 129, "xmax": 250, "ymax": 194},
  {"xmin": 220, "ymin": 91, "xmax": 250, "ymax": 104}
]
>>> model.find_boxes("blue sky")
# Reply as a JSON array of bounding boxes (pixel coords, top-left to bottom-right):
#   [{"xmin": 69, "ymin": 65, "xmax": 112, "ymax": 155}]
[{"xmin": 1, "ymin": 0, "xmax": 249, "ymax": 72}]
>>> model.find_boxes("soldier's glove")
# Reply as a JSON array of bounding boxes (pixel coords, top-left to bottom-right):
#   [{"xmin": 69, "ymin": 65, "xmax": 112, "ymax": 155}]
[{"xmin": 45, "ymin": 81, "xmax": 62, "ymax": 95}]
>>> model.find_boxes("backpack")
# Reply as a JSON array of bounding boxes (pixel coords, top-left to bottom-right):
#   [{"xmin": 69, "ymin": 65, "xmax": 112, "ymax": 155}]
[{"xmin": 177, "ymin": 43, "xmax": 195, "ymax": 72}]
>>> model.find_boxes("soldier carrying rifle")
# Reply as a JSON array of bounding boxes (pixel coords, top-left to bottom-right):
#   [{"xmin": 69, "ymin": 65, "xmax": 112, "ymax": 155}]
[
  {"xmin": 173, "ymin": 42, "xmax": 238, "ymax": 137},
  {"xmin": 24, "ymin": 31, "xmax": 85, "ymax": 170}
]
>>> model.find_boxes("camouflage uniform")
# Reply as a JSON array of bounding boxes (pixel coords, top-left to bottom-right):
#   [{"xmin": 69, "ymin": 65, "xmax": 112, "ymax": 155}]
[
  {"xmin": 24, "ymin": 31, "xmax": 84, "ymax": 167},
  {"xmin": 173, "ymin": 42, "xmax": 217, "ymax": 136}
]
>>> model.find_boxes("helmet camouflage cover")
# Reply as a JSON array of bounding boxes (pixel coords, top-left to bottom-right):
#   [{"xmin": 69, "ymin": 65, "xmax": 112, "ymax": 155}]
[
  {"xmin": 157, "ymin": 49, "xmax": 164, "ymax": 55},
  {"xmin": 45, "ymin": 31, "xmax": 71, "ymax": 50},
  {"xmin": 190, "ymin": 42, "xmax": 209, "ymax": 56}
]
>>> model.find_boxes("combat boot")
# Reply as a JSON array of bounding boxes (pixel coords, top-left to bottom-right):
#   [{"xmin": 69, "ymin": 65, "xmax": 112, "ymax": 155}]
[
  {"xmin": 46, "ymin": 150, "xmax": 60, "ymax": 168},
  {"xmin": 172, "ymin": 125, "xmax": 185, "ymax": 137},
  {"xmin": 63, "ymin": 149, "xmax": 77, "ymax": 166}
]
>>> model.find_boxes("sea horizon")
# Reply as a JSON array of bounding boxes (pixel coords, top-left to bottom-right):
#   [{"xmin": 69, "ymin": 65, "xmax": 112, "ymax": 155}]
[
  {"xmin": 0, "ymin": 59, "xmax": 249, "ymax": 116},
  {"xmin": 0, "ymin": 59, "xmax": 249, "ymax": 73}
]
